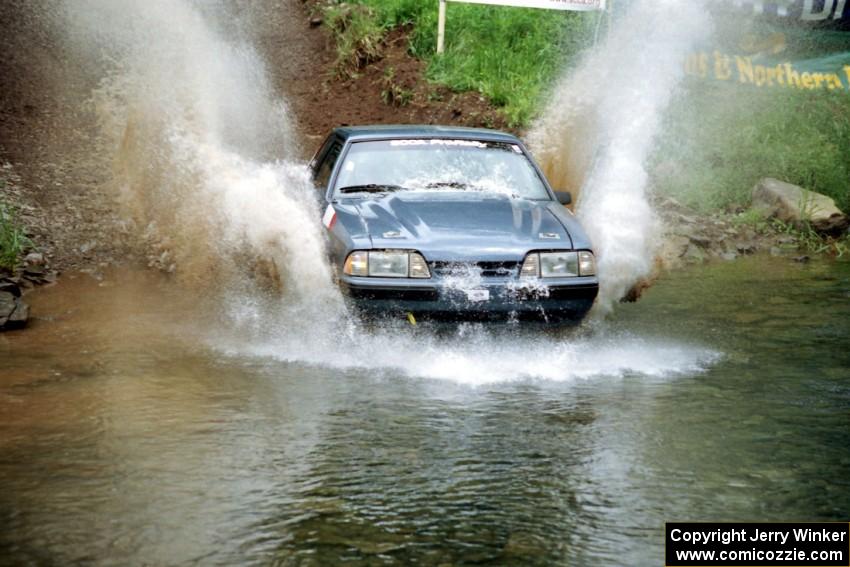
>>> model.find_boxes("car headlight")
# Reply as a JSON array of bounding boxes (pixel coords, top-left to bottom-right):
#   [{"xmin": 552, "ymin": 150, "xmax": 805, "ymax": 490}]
[
  {"xmin": 578, "ymin": 251, "xmax": 596, "ymax": 276},
  {"xmin": 343, "ymin": 251, "xmax": 368, "ymax": 276},
  {"xmin": 540, "ymin": 252, "xmax": 578, "ymax": 277},
  {"xmin": 408, "ymin": 252, "xmax": 431, "ymax": 278},
  {"xmin": 343, "ymin": 250, "xmax": 431, "ymax": 278},
  {"xmin": 519, "ymin": 252, "xmax": 539, "ymax": 278},
  {"xmin": 520, "ymin": 251, "xmax": 595, "ymax": 278}
]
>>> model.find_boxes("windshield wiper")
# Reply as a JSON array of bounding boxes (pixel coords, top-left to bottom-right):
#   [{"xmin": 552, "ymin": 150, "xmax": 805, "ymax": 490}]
[{"xmin": 338, "ymin": 184, "xmax": 406, "ymax": 194}]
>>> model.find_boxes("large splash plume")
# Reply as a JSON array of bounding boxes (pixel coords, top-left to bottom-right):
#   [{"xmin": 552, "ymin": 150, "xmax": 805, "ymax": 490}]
[
  {"xmin": 529, "ymin": 0, "xmax": 713, "ymax": 314},
  {"xmin": 28, "ymin": 0, "xmax": 722, "ymax": 382},
  {"xmin": 58, "ymin": 0, "xmax": 342, "ymax": 320}
]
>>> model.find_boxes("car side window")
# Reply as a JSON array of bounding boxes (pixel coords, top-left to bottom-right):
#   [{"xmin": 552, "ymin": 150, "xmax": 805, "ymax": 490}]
[{"xmin": 314, "ymin": 141, "xmax": 342, "ymax": 193}]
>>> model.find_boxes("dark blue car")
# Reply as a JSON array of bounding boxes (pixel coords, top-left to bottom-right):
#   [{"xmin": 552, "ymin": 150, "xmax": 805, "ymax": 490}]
[{"xmin": 310, "ymin": 125, "xmax": 598, "ymax": 322}]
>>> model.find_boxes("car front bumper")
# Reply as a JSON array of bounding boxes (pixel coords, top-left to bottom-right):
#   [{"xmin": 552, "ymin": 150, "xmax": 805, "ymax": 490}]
[{"xmin": 339, "ymin": 274, "xmax": 599, "ymax": 322}]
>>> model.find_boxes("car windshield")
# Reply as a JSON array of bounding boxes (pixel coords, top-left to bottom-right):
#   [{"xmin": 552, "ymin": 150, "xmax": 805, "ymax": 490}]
[{"xmin": 333, "ymin": 139, "xmax": 551, "ymax": 200}]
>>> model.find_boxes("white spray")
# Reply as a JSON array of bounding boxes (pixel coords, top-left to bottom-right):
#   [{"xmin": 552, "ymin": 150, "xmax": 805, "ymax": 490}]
[
  {"xmin": 50, "ymin": 0, "xmax": 719, "ymax": 382},
  {"xmin": 530, "ymin": 0, "xmax": 713, "ymax": 314},
  {"xmin": 60, "ymin": 0, "xmax": 343, "ymax": 323}
]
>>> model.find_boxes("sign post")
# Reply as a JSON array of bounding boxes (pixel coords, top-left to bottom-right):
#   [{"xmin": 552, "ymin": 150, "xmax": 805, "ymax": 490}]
[
  {"xmin": 438, "ymin": 0, "xmax": 447, "ymax": 54},
  {"xmin": 437, "ymin": 0, "xmax": 607, "ymax": 54}
]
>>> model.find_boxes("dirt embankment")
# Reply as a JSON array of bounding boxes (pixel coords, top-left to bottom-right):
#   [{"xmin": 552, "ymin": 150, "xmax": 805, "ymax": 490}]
[
  {"xmin": 251, "ymin": 1, "xmax": 509, "ymax": 150},
  {"xmin": 0, "ymin": 1, "xmax": 132, "ymax": 273},
  {"xmin": 0, "ymin": 0, "xmax": 508, "ymax": 275}
]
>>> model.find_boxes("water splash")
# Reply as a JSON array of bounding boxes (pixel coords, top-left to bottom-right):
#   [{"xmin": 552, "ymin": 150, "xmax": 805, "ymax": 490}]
[
  {"xmin": 216, "ymin": 321, "xmax": 720, "ymax": 385},
  {"xmin": 529, "ymin": 0, "xmax": 714, "ymax": 314},
  {"xmin": 51, "ymin": 0, "xmax": 720, "ymax": 382},
  {"xmin": 60, "ymin": 0, "xmax": 342, "ymax": 317}
]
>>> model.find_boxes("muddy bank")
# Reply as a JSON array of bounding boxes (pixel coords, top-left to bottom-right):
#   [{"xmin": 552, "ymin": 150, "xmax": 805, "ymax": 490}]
[
  {"xmin": 253, "ymin": 2, "xmax": 510, "ymax": 147},
  {"xmin": 0, "ymin": 0, "xmax": 510, "ymax": 278}
]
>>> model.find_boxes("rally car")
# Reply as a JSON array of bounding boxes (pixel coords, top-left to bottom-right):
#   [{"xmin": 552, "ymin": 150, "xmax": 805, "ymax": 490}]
[{"xmin": 310, "ymin": 125, "xmax": 598, "ymax": 322}]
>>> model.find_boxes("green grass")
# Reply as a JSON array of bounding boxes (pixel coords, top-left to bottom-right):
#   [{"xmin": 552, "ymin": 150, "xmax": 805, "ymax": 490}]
[
  {"xmin": 321, "ymin": 0, "xmax": 595, "ymax": 125},
  {"xmin": 0, "ymin": 200, "xmax": 30, "ymax": 270},
  {"xmin": 653, "ymin": 82, "xmax": 850, "ymax": 214},
  {"xmin": 772, "ymin": 218, "xmax": 850, "ymax": 256},
  {"xmin": 323, "ymin": 3, "xmax": 385, "ymax": 76},
  {"xmin": 321, "ymin": 1, "xmax": 850, "ymax": 228}
]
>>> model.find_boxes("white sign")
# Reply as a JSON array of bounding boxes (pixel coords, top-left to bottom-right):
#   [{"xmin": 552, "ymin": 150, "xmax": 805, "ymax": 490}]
[{"xmin": 448, "ymin": 0, "xmax": 605, "ymax": 11}]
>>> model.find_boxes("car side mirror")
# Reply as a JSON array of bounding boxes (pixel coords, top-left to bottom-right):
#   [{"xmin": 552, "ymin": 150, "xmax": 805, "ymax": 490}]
[{"xmin": 555, "ymin": 191, "xmax": 572, "ymax": 206}]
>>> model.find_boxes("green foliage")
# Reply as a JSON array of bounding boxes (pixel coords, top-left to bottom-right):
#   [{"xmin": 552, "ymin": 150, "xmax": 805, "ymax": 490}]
[
  {"xmin": 324, "ymin": 3, "xmax": 385, "ymax": 77},
  {"xmin": 770, "ymin": 218, "xmax": 850, "ymax": 256},
  {"xmin": 323, "ymin": 0, "xmax": 595, "ymax": 125},
  {"xmin": 0, "ymin": 200, "xmax": 31, "ymax": 270},
  {"xmin": 380, "ymin": 67, "xmax": 414, "ymax": 107},
  {"xmin": 731, "ymin": 208, "xmax": 771, "ymax": 233},
  {"xmin": 654, "ymin": 82, "xmax": 850, "ymax": 214}
]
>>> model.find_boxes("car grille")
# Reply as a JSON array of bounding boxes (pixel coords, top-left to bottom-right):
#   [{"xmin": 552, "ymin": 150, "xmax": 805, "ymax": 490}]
[{"xmin": 430, "ymin": 261, "xmax": 520, "ymax": 278}]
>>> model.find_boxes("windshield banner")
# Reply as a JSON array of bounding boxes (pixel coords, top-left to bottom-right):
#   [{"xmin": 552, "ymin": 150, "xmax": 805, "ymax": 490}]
[{"xmin": 446, "ymin": 0, "xmax": 605, "ymax": 12}]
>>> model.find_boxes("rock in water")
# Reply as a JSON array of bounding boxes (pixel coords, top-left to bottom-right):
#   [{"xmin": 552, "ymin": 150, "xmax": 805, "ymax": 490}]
[
  {"xmin": 0, "ymin": 281, "xmax": 21, "ymax": 297},
  {"xmin": 0, "ymin": 291, "xmax": 29, "ymax": 330},
  {"xmin": 752, "ymin": 178, "xmax": 849, "ymax": 235},
  {"xmin": 0, "ymin": 292, "xmax": 15, "ymax": 324},
  {"xmin": 7, "ymin": 300, "xmax": 29, "ymax": 329}
]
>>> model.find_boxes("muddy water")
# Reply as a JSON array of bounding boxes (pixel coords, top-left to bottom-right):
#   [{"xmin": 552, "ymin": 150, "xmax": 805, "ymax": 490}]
[{"xmin": 1, "ymin": 257, "xmax": 849, "ymax": 566}]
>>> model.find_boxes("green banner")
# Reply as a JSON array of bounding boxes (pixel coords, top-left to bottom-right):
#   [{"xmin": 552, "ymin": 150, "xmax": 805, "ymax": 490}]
[{"xmin": 685, "ymin": 48, "xmax": 850, "ymax": 92}]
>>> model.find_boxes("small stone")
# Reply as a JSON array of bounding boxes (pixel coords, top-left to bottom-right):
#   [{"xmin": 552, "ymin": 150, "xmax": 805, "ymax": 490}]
[
  {"xmin": 0, "ymin": 291, "xmax": 15, "ymax": 323},
  {"xmin": 793, "ymin": 255, "xmax": 810, "ymax": 263},
  {"xmin": 309, "ymin": 16, "xmax": 323, "ymax": 27},
  {"xmin": 721, "ymin": 251, "xmax": 737, "ymax": 261},
  {"xmin": 688, "ymin": 234, "xmax": 712, "ymax": 247},
  {"xmin": 683, "ymin": 244, "xmax": 705, "ymax": 263},
  {"xmin": 770, "ymin": 247, "xmax": 782, "ymax": 256},
  {"xmin": 0, "ymin": 281, "xmax": 21, "ymax": 297},
  {"xmin": 736, "ymin": 241, "xmax": 757, "ymax": 254},
  {"xmin": 6, "ymin": 299, "xmax": 29, "ymax": 329},
  {"xmin": 23, "ymin": 252, "xmax": 45, "ymax": 266}
]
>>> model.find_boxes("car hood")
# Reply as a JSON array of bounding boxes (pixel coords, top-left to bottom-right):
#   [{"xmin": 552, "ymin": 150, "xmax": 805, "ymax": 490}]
[{"xmin": 338, "ymin": 192, "xmax": 577, "ymax": 262}]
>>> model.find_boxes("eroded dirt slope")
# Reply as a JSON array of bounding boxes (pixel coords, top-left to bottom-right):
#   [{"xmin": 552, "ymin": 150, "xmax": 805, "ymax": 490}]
[{"xmin": 0, "ymin": 0, "xmax": 507, "ymax": 271}]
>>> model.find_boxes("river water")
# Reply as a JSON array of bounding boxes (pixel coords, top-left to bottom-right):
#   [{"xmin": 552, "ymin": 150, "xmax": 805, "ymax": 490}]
[{"xmin": 1, "ymin": 255, "xmax": 848, "ymax": 566}]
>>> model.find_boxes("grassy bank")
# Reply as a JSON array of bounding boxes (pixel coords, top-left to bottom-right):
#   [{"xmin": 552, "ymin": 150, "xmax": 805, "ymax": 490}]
[
  {"xmin": 654, "ymin": 82, "xmax": 850, "ymax": 215},
  {"xmin": 320, "ymin": 2, "xmax": 850, "ymax": 224},
  {"xmin": 0, "ymin": 200, "xmax": 29, "ymax": 270},
  {"xmin": 321, "ymin": 0, "xmax": 595, "ymax": 125}
]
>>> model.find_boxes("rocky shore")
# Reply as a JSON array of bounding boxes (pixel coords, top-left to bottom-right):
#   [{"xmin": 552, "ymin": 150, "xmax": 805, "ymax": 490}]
[
  {"xmin": 618, "ymin": 178, "xmax": 849, "ymax": 302},
  {"xmin": 0, "ymin": 252, "xmax": 56, "ymax": 331}
]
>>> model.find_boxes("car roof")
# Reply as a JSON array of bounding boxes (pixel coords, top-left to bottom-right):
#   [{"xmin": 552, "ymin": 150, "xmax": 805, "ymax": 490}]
[{"xmin": 332, "ymin": 124, "xmax": 521, "ymax": 144}]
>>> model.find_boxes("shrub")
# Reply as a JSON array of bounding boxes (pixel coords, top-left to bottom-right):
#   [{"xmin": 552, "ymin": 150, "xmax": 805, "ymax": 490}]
[
  {"xmin": 653, "ymin": 82, "xmax": 850, "ymax": 213},
  {"xmin": 0, "ymin": 201, "xmax": 31, "ymax": 270}
]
